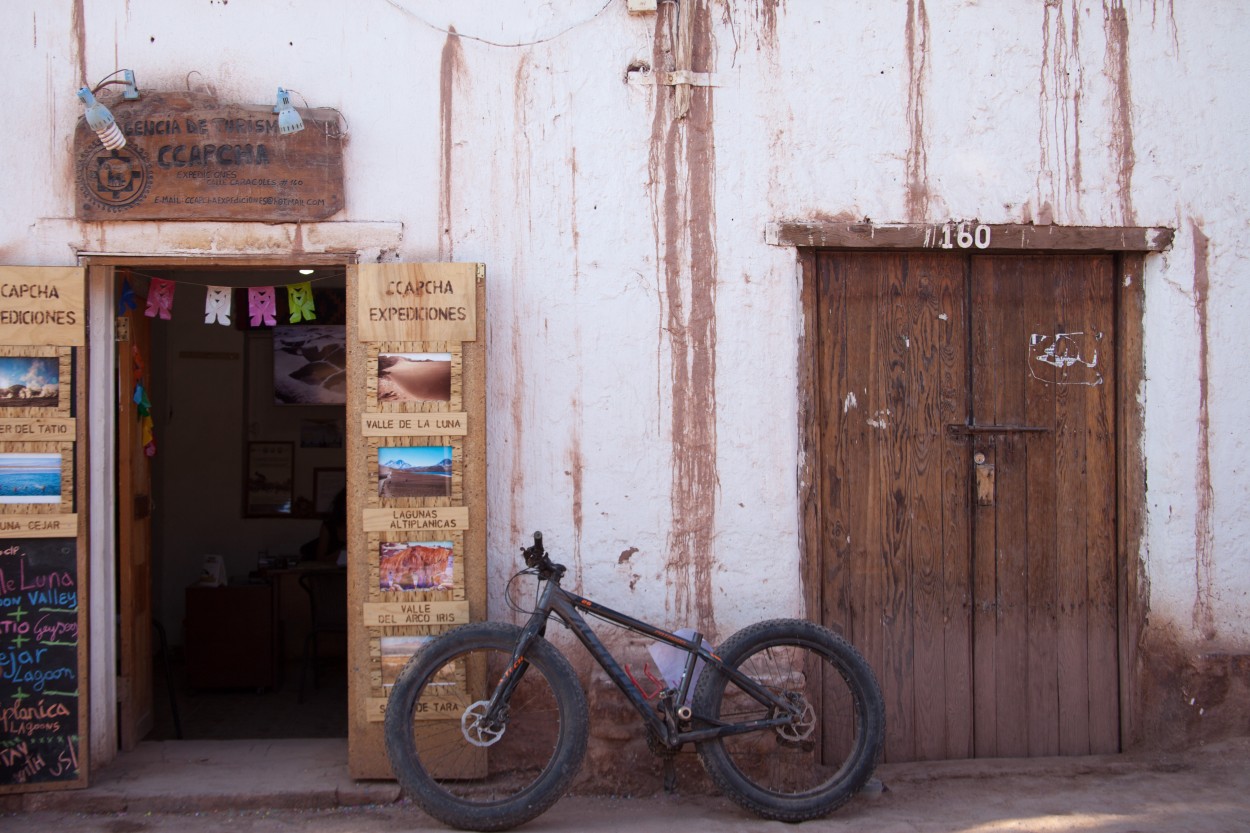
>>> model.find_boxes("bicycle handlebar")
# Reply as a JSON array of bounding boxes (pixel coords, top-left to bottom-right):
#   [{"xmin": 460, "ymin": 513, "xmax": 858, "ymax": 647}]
[{"xmin": 521, "ymin": 530, "xmax": 565, "ymax": 581}]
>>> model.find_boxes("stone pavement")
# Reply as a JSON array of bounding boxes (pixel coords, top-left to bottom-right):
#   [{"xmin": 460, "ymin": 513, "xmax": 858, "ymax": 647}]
[{"xmin": 3, "ymin": 735, "xmax": 1249, "ymax": 831}]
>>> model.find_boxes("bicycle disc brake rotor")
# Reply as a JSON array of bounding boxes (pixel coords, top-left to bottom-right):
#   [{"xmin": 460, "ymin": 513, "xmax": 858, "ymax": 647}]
[
  {"xmin": 461, "ymin": 700, "xmax": 506, "ymax": 747},
  {"xmin": 776, "ymin": 697, "xmax": 817, "ymax": 742}
]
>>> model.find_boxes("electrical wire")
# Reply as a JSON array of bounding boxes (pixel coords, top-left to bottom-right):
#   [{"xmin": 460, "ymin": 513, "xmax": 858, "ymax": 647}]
[{"xmin": 381, "ymin": 0, "xmax": 615, "ymax": 49}]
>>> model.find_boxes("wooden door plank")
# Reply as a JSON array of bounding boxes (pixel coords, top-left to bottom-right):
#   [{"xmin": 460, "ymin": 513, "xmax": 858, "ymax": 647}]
[
  {"xmin": 969, "ymin": 259, "xmax": 999, "ymax": 758},
  {"xmin": 817, "ymin": 253, "xmax": 853, "ymax": 639},
  {"xmin": 936, "ymin": 263, "xmax": 974, "ymax": 759},
  {"xmin": 816, "ymin": 253, "xmax": 856, "ymax": 765},
  {"xmin": 1052, "ymin": 256, "xmax": 1092, "ymax": 755},
  {"xmin": 1022, "ymin": 259, "xmax": 1060, "ymax": 757},
  {"xmin": 875, "ymin": 254, "xmax": 918, "ymax": 763},
  {"xmin": 1081, "ymin": 257, "xmax": 1120, "ymax": 753},
  {"xmin": 983, "ymin": 258, "xmax": 1030, "ymax": 758},
  {"xmin": 117, "ymin": 297, "xmax": 155, "ymax": 751},
  {"xmin": 905, "ymin": 254, "xmax": 967, "ymax": 761}
]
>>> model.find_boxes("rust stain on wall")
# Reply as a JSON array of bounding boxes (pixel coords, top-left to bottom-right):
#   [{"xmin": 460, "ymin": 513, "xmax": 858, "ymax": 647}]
[
  {"xmin": 904, "ymin": 0, "xmax": 930, "ymax": 221},
  {"xmin": 647, "ymin": 1, "xmax": 719, "ymax": 634},
  {"xmin": 438, "ymin": 27, "xmax": 464, "ymax": 261},
  {"xmin": 1190, "ymin": 219, "xmax": 1216, "ymax": 641},
  {"xmin": 566, "ymin": 420, "xmax": 585, "ymax": 593},
  {"xmin": 507, "ymin": 57, "xmax": 535, "ymax": 551},
  {"xmin": 568, "ymin": 146, "xmax": 585, "ymax": 590},
  {"xmin": 1103, "ymin": 1, "xmax": 1136, "ymax": 225},
  {"xmin": 753, "ymin": 0, "xmax": 783, "ymax": 48},
  {"xmin": 71, "ymin": 0, "xmax": 86, "ymax": 86},
  {"xmin": 1037, "ymin": 0, "xmax": 1085, "ymax": 221}
]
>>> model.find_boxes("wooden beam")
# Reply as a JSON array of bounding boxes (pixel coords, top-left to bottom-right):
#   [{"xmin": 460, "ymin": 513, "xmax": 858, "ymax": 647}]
[{"xmin": 767, "ymin": 221, "xmax": 1174, "ymax": 253}]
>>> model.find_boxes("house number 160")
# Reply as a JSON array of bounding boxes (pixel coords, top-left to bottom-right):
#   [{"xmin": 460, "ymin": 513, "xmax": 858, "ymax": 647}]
[{"xmin": 940, "ymin": 222, "xmax": 992, "ymax": 250}]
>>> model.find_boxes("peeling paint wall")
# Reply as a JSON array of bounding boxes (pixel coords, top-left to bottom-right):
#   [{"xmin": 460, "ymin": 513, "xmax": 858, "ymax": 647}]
[{"xmin": 2, "ymin": 0, "xmax": 1249, "ymax": 670}]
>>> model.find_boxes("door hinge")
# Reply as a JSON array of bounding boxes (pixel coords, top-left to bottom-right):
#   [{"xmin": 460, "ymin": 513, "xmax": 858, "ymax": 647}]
[{"xmin": 115, "ymin": 316, "xmax": 131, "ymax": 342}]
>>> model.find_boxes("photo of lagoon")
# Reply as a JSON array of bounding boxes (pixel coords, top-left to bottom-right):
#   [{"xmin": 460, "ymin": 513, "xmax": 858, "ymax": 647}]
[
  {"xmin": 378, "ymin": 445, "xmax": 453, "ymax": 499},
  {"xmin": 0, "ymin": 452, "xmax": 62, "ymax": 503}
]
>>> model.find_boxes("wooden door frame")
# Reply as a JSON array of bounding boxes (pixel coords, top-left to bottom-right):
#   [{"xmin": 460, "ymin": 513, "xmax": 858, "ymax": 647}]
[
  {"xmin": 786, "ymin": 221, "xmax": 1172, "ymax": 751},
  {"xmin": 83, "ymin": 253, "xmax": 353, "ymax": 769}
]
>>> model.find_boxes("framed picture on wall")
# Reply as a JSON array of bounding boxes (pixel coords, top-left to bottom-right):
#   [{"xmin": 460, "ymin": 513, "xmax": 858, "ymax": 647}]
[
  {"xmin": 244, "ymin": 441, "xmax": 293, "ymax": 517},
  {"xmin": 313, "ymin": 467, "xmax": 346, "ymax": 515},
  {"xmin": 272, "ymin": 325, "xmax": 346, "ymax": 405}
]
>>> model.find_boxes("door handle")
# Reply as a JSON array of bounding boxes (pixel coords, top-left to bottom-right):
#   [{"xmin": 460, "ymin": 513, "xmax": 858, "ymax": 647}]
[
  {"xmin": 946, "ymin": 424, "xmax": 1050, "ymax": 435},
  {"xmin": 973, "ymin": 452, "xmax": 995, "ymax": 506}
]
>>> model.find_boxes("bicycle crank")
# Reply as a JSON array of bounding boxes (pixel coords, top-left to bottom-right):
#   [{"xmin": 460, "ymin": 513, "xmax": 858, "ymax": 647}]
[{"xmin": 461, "ymin": 700, "xmax": 507, "ymax": 747}]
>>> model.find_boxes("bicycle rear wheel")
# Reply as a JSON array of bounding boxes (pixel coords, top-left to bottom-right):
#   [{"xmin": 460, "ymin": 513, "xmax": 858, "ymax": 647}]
[
  {"xmin": 692, "ymin": 618, "xmax": 884, "ymax": 822},
  {"xmin": 384, "ymin": 622, "xmax": 589, "ymax": 832}
]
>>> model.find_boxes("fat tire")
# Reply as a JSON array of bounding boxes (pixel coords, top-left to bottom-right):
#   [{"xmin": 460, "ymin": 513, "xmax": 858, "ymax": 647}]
[
  {"xmin": 692, "ymin": 618, "xmax": 885, "ymax": 822},
  {"xmin": 384, "ymin": 621, "xmax": 589, "ymax": 832}
]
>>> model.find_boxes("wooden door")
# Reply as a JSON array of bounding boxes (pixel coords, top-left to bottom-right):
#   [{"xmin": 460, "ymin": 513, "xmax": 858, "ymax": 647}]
[
  {"xmin": 815, "ymin": 251, "xmax": 1118, "ymax": 762},
  {"xmin": 117, "ymin": 290, "xmax": 155, "ymax": 750}
]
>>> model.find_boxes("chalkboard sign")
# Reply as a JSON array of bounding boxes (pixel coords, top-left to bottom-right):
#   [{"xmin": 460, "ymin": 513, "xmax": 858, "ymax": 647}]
[{"xmin": 0, "ymin": 538, "xmax": 85, "ymax": 791}]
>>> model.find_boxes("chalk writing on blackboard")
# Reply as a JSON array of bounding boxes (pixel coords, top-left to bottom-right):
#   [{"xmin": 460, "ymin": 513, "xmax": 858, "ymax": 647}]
[{"xmin": 0, "ymin": 539, "xmax": 82, "ymax": 788}]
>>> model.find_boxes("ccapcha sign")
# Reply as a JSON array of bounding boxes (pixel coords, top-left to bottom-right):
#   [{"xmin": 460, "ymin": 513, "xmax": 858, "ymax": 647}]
[{"xmin": 72, "ymin": 91, "xmax": 344, "ymax": 223}]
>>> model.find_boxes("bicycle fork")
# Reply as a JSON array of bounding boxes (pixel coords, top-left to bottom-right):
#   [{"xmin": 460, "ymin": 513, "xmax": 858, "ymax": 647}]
[{"xmin": 477, "ymin": 587, "xmax": 559, "ymax": 732}]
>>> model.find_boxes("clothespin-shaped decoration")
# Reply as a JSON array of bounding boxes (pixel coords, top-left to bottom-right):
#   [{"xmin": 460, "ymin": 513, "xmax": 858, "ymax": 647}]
[
  {"xmin": 130, "ymin": 342, "xmax": 154, "ymax": 453},
  {"xmin": 131, "ymin": 345, "xmax": 145, "ymax": 380},
  {"xmin": 133, "ymin": 383, "xmax": 151, "ymax": 418},
  {"xmin": 118, "ymin": 278, "xmax": 137, "ymax": 314},
  {"xmin": 287, "ymin": 282, "xmax": 316, "ymax": 323},
  {"xmin": 142, "ymin": 415, "xmax": 156, "ymax": 456},
  {"xmin": 145, "ymin": 277, "xmax": 175, "ymax": 320},
  {"xmin": 204, "ymin": 286, "xmax": 233, "ymax": 326},
  {"xmin": 249, "ymin": 286, "xmax": 277, "ymax": 327}
]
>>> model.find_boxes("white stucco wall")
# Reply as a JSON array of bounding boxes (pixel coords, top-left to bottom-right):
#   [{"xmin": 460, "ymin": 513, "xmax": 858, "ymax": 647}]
[{"xmin": 1, "ymin": 0, "xmax": 1247, "ymax": 653}]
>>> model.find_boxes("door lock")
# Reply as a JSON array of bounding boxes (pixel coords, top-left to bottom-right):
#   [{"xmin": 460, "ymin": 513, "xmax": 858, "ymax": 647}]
[{"xmin": 973, "ymin": 452, "xmax": 995, "ymax": 506}]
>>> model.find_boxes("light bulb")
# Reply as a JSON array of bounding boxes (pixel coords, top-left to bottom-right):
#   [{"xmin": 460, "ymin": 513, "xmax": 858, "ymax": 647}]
[{"xmin": 78, "ymin": 87, "xmax": 127, "ymax": 150}]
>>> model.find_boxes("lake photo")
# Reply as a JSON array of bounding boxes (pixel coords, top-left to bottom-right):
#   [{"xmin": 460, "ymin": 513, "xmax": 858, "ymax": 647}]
[
  {"xmin": 0, "ymin": 452, "xmax": 62, "ymax": 503},
  {"xmin": 378, "ymin": 445, "xmax": 453, "ymax": 499}
]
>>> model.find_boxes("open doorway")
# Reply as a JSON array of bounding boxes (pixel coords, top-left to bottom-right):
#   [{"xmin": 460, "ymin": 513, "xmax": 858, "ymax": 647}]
[{"xmin": 116, "ymin": 264, "xmax": 348, "ymax": 744}]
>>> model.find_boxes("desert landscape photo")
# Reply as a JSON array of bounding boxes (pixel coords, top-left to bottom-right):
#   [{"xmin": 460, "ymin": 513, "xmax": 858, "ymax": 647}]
[
  {"xmin": 379, "ymin": 541, "xmax": 455, "ymax": 591},
  {"xmin": 377, "ymin": 352, "xmax": 452, "ymax": 402}
]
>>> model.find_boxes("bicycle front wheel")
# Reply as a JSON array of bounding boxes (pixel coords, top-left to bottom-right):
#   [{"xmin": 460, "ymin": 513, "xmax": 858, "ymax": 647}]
[
  {"xmin": 693, "ymin": 618, "xmax": 884, "ymax": 822},
  {"xmin": 384, "ymin": 621, "xmax": 589, "ymax": 832}
]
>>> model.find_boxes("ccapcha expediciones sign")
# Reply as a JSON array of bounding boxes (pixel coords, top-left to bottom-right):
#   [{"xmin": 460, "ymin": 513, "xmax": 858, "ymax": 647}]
[{"xmin": 73, "ymin": 91, "xmax": 344, "ymax": 222}]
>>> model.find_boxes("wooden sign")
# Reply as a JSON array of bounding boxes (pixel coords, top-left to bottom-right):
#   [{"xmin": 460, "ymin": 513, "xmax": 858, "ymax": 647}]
[
  {"xmin": 362, "ymin": 412, "xmax": 467, "ymax": 438},
  {"xmin": 356, "ymin": 264, "xmax": 477, "ymax": 343},
  {"xmin": 0, "ymin": 269, "xmax": 84, "ymax": 347},
  {"xmin": 362, "ymin": 506, "xmax": 469, "ymax": 534},
  {"xmin": 73, "ymin": 91, "xmax": 344, "ymax": 222},
  {"xmin": 362, "ymin": 600, "xmax": 469, "ymax": 627},
  {"xmin": 0, "ymin": 516, "xmax": 77, "ymax": 539},
  {"xmin": 0, "ymin": 539, "xmax": 87, "ymax": 792},
  {"xmin": 0, "ymin": 420, "xmax": 76, "ymax": 441}
]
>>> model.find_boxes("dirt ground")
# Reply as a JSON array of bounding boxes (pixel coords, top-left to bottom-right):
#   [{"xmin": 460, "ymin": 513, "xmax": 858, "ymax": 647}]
[{"xmin": 4, "ymin": 736, "xmax": 1248, "ymax": 832}]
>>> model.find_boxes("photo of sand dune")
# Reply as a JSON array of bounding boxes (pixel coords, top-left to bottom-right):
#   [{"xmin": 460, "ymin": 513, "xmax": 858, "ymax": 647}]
[{"xmin": 377, "ymin": 352, "xmax": 452, "ymax": 403}]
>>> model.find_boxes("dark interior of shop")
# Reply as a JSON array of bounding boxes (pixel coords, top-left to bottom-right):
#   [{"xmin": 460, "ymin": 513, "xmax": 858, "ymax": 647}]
[{"xmin": 126, "ymin": 265, "xmax": 348, "ymax": 741}]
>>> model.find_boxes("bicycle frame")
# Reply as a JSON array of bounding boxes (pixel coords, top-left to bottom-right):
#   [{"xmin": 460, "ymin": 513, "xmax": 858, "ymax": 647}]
[{"xmin": 485, "ymin": 571, "xmax": 803, "ymax": 749}]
